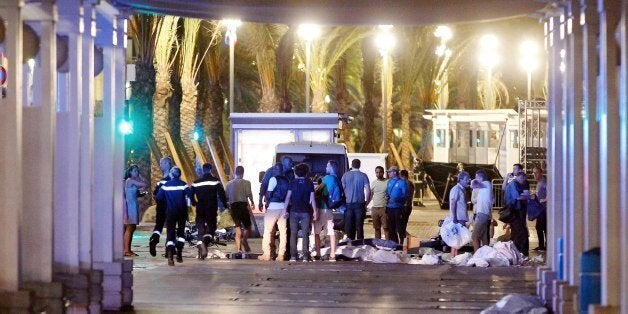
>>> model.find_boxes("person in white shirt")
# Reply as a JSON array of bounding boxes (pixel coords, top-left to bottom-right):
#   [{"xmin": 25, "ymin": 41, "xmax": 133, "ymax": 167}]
[
  {"xmin": 470, "ymin": 170, "xmax": 493, "ymax": 251},
  {"xmin": 369, "ymin": 166, "xmax": 389, "ymax": 239}
]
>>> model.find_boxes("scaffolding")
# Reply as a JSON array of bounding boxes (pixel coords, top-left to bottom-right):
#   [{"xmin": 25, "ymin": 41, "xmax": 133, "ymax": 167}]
[{"xmin": 518, "ymin": 99, "xmax": 547, "ymax": 173}]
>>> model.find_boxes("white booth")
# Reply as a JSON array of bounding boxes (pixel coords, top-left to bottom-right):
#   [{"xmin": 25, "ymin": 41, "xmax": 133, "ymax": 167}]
[
  {"xmin": 422, "ymin": 109, "xmax": 520, "ymax": 177},
  {"xmin": 230, "ymin": 113, "xmax": 340, "ymax": 197}
]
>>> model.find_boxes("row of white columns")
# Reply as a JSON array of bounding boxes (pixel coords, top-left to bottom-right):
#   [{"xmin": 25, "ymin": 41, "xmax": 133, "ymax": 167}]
[
  {"xmin": 540, "ymin": 0, "xmax": 627, "ymax": 313},
  {"xmin": 0, "ymin": 0, "xmax": 131, "ymax": 312}
]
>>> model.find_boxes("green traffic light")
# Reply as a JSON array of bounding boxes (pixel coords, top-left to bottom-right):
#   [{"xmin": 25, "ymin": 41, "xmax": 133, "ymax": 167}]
[{"xmin": 193, "ymin": 131, "xmax": 200, "ymax": 141}]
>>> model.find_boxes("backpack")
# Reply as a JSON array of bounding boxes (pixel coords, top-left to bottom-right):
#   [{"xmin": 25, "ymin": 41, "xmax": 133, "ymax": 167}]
[
  {"xmin": 326, "ymin": 175, "xmax": 346, "ymax": 209},
  {"xmin": 269, "ymin": 175, "xmax": 289, "ymax": 203}
]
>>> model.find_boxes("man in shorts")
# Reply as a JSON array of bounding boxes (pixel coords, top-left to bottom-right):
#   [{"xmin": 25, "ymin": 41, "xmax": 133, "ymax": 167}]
[
  {"xmin": 225, "ymin": 166, "xmax": 256, "ymax": 254},
  {"xmin": 313, "ymin": 160, "xmax": 341, "ymax": 261},
  {"xmin": 370, "ymin": 166, "xmax": 389, "ymax": 239}
]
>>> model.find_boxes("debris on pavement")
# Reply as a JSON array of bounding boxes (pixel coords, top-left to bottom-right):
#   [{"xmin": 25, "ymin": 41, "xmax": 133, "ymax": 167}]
[{"xmin": 481, "ymin": 293, "xmax": 548, "ymax": 314}]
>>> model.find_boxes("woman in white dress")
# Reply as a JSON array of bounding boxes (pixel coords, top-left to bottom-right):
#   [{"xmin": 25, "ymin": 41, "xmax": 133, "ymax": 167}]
[{"xmin": 124, "ymin": 165, "xmax": 147, "ymax": 256}]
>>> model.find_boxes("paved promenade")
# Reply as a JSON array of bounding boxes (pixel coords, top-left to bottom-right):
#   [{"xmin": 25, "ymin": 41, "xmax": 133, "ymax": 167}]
[{"xmin": 121, "ymin": 200, "xmax": 543, "ymax": 313}]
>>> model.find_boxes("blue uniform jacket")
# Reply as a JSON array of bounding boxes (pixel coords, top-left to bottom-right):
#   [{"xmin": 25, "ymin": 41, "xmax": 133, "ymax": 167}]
[{"xmin": 156, "ymin": 178, "xmax": 192, "ymax": 213}]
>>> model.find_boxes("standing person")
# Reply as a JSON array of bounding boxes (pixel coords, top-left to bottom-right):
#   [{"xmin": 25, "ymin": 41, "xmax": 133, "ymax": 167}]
[
  {"xmin": 149, "ymin": 157, "xmax": 174, "ymax": 257},
  {"xmin": 449, "ymin": 171, "xmax": 470, "ymax": 257},
  {"xmin": 504, "ymin": 171, "xmax": 531, "ymax": 256},
  {"xmin": 258, "ymin": 163, "xmax": 289, "ymax": 261},
  {"xmin": 259, "ymin": 156, "xmax": 294, "ymax": 210},
  {"xmin": 341, "ymin": 159, "xmax": 371, "ymax": 241},
  {"xmin": 313, "ymin": 160, "xmax": 341, "ymax": 261},
  {"xmin": 284, "ymin": 163, "xmax": 318, "ymax": 262},
  {"xmin": 370, "ymin": 166, "xmax": 389, "ymax": 239},
  {"xmin": 398, "ymin": 170, "xmax": 415, "ymax": 240},
  {"xmin": 502, "ymin": 163, "xmax": 525, "ymax": 191},
  {"xmin": 225, "ymin": 166, "xmax": 256, "ymax": 255},
  {"xmin": 155, "ymin": 167, "xmax": 192, "ymax": 266},
  {"xmin": 385, "ymin": 166, "xmax": 407, "ymax": 244},
  {"xmin": 123, "ymin": 165, "xmax": 147, "ymax": 257},
  {"xmin": 470, "ymin": 170, "xmax": 493, "ymax": 251},
  {"xmin": 532, "ymin": 166, "xmax": 547, "ymax": 251},
  {"xmin": 191, "ymin": 163, "xmax": 229, "ymax": 260}
]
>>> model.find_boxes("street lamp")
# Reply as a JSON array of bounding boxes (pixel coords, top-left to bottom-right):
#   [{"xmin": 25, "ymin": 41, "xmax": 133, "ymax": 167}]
[
  {"xmin": 478, "ymin": 34, "xmax": 499, "ymax": 109},
  {"xmin": 519, "ymin": 40, "xmax": 539, "ymax": 100},
  {"xmin": 298, "ymin": 23, "xmax": 320, "ymax": 113},
  {"xmin": 222, "ymin": 18, "xmax": 242, "ymax": 114},
  {"xmin": 375, "ymin": 25, "xmax": 395, "ymax": 154}
]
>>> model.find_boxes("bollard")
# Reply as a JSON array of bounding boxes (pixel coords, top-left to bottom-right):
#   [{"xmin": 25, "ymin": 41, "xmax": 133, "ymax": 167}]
[{"xmin": 578, "ymin": 247, "xmax": 601, "ymax": 314}]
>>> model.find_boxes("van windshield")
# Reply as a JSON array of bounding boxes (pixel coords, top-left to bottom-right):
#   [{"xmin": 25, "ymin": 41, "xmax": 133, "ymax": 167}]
[{"xmin": 276, "ymin": 153, "xmax": 348, "ymax": 179}]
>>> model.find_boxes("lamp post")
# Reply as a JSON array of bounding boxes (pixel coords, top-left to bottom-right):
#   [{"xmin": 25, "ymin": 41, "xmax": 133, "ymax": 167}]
[
  {"xmin": 298, "ymin": 23, "xmax": 320, "ymax": 113},
  {"xmin": 479, "ymin": 34, "xmax": 498, "ymax": 109},
  {"xmin": 520, "ymin": 40, "xmax": 538, "ymax": 100},
  {"xmin": 375, "ymin": 25, "xmax": 394, "ymax": 154},
  {"xmin": 434, "ymin": 25, "xmax": 452, "ymax": 108},
  {"xmin": 223, "ymin": 19, "xmax": 241, "ymax": 114}
]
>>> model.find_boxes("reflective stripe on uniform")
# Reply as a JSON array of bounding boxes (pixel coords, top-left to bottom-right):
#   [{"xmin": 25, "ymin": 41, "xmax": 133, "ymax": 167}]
[
  {"xmin": 177, "ymin": 237, "xmax": 186, "ymax": 243},
  {"xmin": 192, "ymin": 181, "xmax": 221, "ymax": 187},
  {"xmin": 162, "ymin": 185, "xmax": 189, "ymax": 191}
]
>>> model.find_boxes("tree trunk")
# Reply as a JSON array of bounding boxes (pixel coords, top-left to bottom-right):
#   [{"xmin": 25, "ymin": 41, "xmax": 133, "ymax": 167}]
[
  {"xmin": 152, "ymin": 68, "xmax": 172, "ymax": 184},
  {"xmin": 256, "ymin": 45, "xmax": 279, "ymax": 112},
  {"xmin": 334, "ymin": 57, "xmax": 353, "ymax": 151},
  {"xmin": 400, "ymin": 91, "xmax": 412, "ymax": 170},
  {"xmin": 179, "ymin": 76, "xmax": 197, "ymax": 161},
  {"xmin": 360, "ymin": 39, "xmax": 377, "ymax": 153},
  {"xmin": 276, "ymin": 28, "xmax": 295, "ymax": 113}
]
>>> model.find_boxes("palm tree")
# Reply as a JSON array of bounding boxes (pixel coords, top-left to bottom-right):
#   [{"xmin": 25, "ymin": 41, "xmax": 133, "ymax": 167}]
[
  {"xmin": 128, "ymin": 13, "xmax": 159, "ymax": 183},
  {"xmin": 300, "ymin": 26, "xmax": 370, "ymax": 113},
  {"xmin": 360, "ymin": 37, "xmax": 379, "ymax": 153},
  {"xmin": 239, "ymin": 23, "xmax": 288, "ymax": 112},
  {"xmin": 152, "ymin": 15, "xmax": 179, "ymax": 182},
  {"xmin": 275, "ymin": 27, "xmax": 297, "ymax": 112},
  {"xmin": 178, "ymin": 18, "xmax": 204, "ymax": 161}
]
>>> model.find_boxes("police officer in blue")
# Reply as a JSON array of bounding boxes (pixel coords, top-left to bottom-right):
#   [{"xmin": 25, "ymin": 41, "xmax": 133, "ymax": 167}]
[
  {"xmin": 385, "ymin": 166, "xmax": 407, "ymax": 244},
  {"xmin": 156, "ymin": 166, "xmax": 193, "ymax": 266}
]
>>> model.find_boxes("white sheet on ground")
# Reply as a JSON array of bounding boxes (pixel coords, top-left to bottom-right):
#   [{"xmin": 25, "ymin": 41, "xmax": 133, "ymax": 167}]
[
  {"xmin": 481, "ymin": 293, "xmax": 548, "ymax": 314},
  {"xmin": 450, "ymin": 252, "xmax": 472, "ymax": 266}
]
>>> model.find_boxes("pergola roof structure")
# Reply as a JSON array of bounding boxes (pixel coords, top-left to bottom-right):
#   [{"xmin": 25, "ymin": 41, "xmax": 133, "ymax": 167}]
[{"xmin": 113, "ymin": 0, "xmax": 550, "ymax": 25}]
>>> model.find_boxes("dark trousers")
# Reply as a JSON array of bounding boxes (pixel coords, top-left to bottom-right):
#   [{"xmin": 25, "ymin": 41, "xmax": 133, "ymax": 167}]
[
  {"xmin": 344, "ymin": 202, "xmax": 366, "ymax": 240},
  {"xmin": 511, "ymin": 208, "xmax": 529, "ymax": 256},
  {"xmin": 535, "ymin": 211, "xmax": 547, "ymax": 249},
  {"xmin": 153, "ymin": 204, "xmax": 166, "ymax": 234},
  {"xmin": 166, "ymin": 208, "xmax": 188, "ymax": 246},
  {"xmin": 386, "ymin": 207, "xmax": 404, "ymax": 244},
  {"xmin": 400, "ymin": 204, "xmax": 412, "ymax": 237},
  {"xmin": 196, "ymin": 206, "xmax": 218, "ymax": 241},
  {"xmin": 289, "ymin": 211, "xmax": 311, "ymax": 259}
]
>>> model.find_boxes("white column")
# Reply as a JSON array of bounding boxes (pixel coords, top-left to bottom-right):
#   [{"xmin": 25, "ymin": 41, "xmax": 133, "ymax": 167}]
[
  {"xmin": 619, "ymin": 0, "xmax": 628, "ymax": 310},
  {"xmin": 597, "ymin": 0, "xmax": 621, "ymax": 306},
  {"xmin": 79, "ymin": 2, "xmax": 95, "ymax": 271},
  {"xmin": 582, "ymin": 0, "xmax": 601, "ymax": 252},
  {"xmin": 558, "ymin": 11, "xmax": 570, "ymax": 284},
  {"xmin": 114, "ymin": 14, "xmax": 133, "ymax": 308},
  {"xmin": 54, "ymin": 0, "xmax": 82, "ymax": 276},
  {"xmin": 21, "ymin": 1, "xmax": 56, "ymax": 284},
  {"xmin": 0, "ymin": 0, "xmax": 23, "ymax": 294},
  {"xmin": 566, "ymin": 1, "xmax": 585, "ymax": 286}
]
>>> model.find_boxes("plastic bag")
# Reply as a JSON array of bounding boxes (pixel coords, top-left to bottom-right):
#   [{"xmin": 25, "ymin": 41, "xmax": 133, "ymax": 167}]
[{"xmin": 439, "ymin": 216, "xmax": 472, "ymax": 249}]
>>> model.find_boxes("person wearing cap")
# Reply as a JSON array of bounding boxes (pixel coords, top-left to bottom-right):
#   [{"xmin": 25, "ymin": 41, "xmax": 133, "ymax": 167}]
[{"xmin": 385, "ymin": 165, "xmax": 407, "ymax": 244}]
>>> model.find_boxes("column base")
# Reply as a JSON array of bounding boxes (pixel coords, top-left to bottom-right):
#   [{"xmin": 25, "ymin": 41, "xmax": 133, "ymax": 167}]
[
  {"xmin": 54, "ymin": 272, "xmax": 90, "ymax": 312},
  {"xmin": 557, "ymin": 284, "xmax": 578, "ymax": 313},
  {"xmin": 552, "ymin": 280, "xmax": 568, "ymax": 312},
  {"xmin": 540, "ymin": 270, "xmax": 557, "ymax": 304},
  {"xmin": 89, "ymin": 270, "xmax": 103, "ymax": 313},
  {"xmin": 0, "ymin": 290, "xmax": 32, "ymax": 313},
  {"xmin": 589, "ymin": 305, "xmax": 620, "ymax": 314},
  {"xmin": 121, "ymin": 259, "xmax": 133, "ymax": 307},
  {"xmin": 22, "ymin": 281, "xmax": 64, "ymax": 313}
]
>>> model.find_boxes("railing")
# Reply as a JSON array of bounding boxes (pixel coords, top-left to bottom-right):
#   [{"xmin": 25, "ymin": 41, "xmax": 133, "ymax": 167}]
[{"xmin": 491, "ymin": 178, "xmax": 537, "ymax": 210}]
